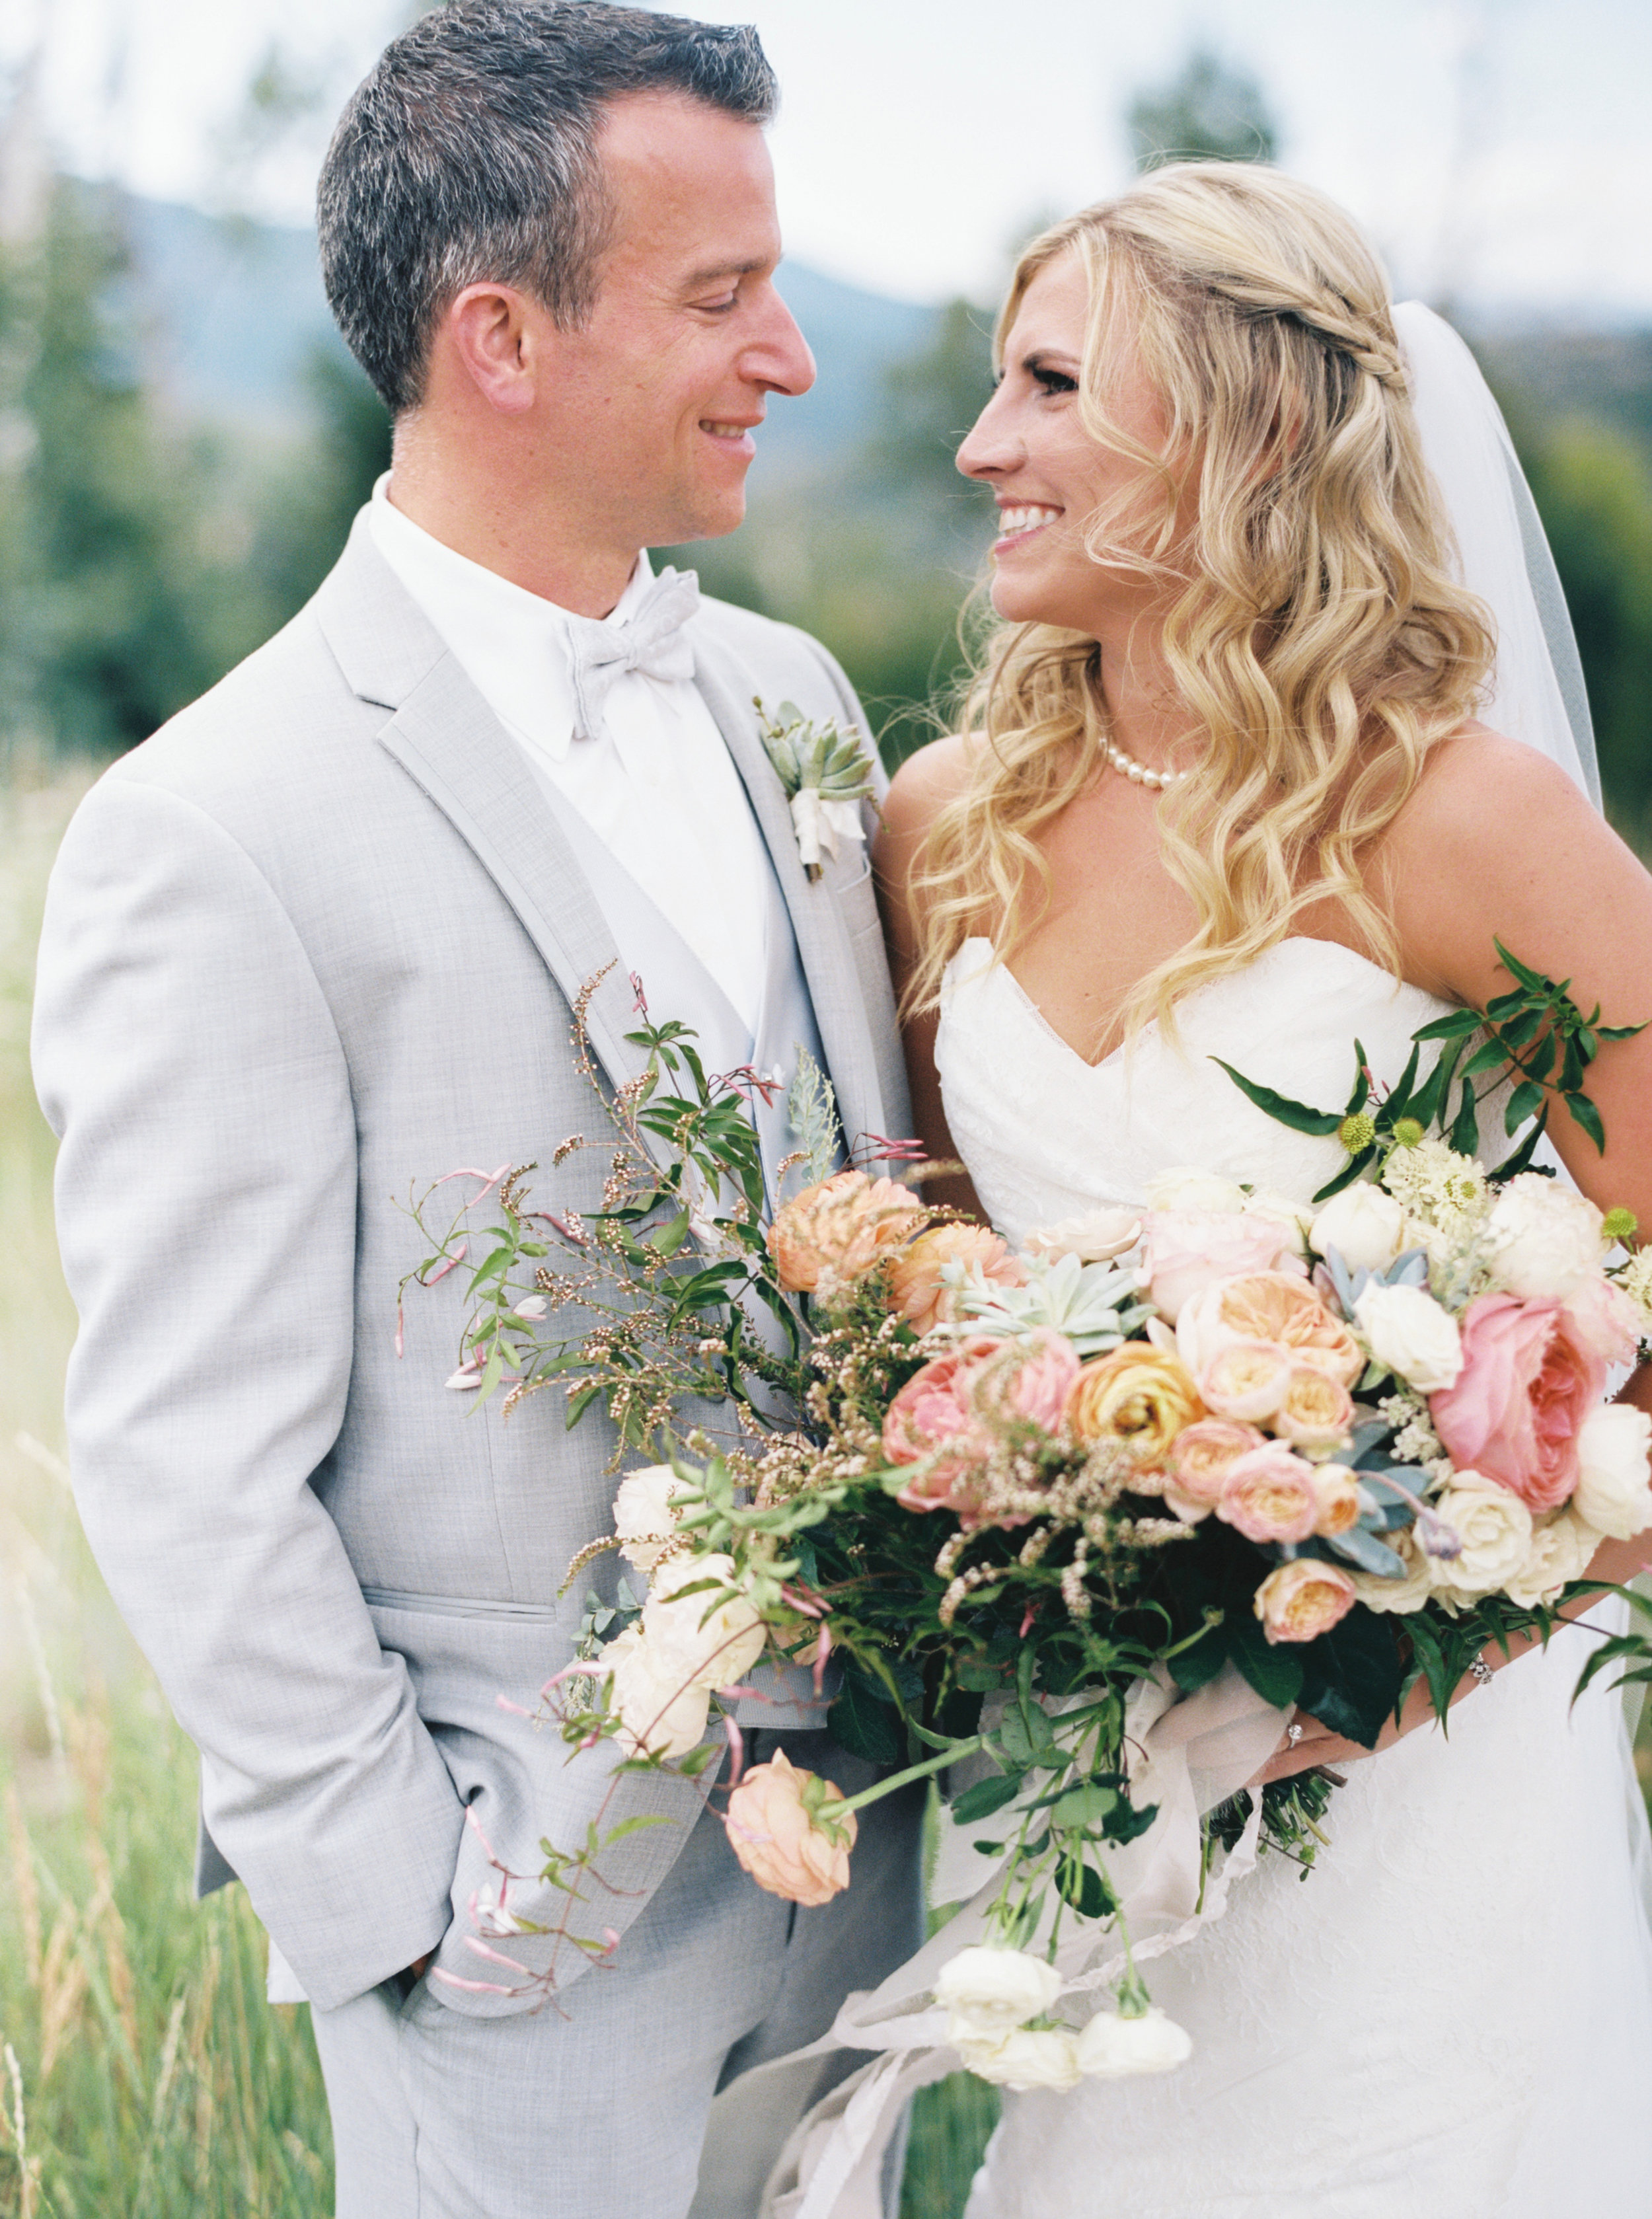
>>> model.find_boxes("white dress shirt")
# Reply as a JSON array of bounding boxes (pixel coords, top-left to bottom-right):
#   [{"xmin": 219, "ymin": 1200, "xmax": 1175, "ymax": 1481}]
[{"xmin": 367, "ymin": 478, "xmax": 769, "ymax": 1034}]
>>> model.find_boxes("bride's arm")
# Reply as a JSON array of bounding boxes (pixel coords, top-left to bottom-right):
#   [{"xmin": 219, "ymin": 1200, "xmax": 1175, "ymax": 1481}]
[
  {"xmin": 875, "ymin": 739, "xmax": 989, "ymax": 1221},
  {"xmin": 1267, "ymin": 730, "xmax": 1652, "ymax": 1783}
]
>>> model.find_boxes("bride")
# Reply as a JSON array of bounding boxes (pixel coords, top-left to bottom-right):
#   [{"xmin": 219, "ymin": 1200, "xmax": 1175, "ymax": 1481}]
[{"xmin": 878, "ymin": 163, "xmax": 1652, "ymax": 2214}]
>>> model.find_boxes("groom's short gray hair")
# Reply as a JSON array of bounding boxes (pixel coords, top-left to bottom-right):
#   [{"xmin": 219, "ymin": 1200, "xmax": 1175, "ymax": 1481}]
[{"xmin": 317, "ymin": 1, "xmax": 776, "ymax": 413}]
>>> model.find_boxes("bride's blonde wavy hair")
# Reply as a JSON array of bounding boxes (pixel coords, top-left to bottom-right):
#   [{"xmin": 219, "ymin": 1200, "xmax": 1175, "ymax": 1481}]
[{"xmin": 906, "ymin": 163, "xmax": 1495, "ymax": 1042}]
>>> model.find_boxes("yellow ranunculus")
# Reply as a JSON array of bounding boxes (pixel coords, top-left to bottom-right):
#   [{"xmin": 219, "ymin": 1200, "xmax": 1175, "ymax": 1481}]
[{"xmin": 1066, "ymin": 1345, "xmax": 1205, "ymax": 1464}]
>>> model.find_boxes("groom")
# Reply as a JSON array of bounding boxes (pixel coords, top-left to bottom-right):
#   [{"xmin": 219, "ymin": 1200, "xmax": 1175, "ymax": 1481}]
[{"xmin": 32, "ymin": 5, "xmax": 922, "ymax": 2213}]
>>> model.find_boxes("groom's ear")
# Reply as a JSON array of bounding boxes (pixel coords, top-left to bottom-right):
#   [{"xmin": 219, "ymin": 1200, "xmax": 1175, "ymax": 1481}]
[{"xmin": 443, "ymin": 283, "xmax": 554, "ymax": 418}]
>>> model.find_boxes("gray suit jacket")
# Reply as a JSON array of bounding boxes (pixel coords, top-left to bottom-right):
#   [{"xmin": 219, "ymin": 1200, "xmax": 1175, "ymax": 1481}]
[{"xmin": 32, "ymin": 515, "xmax": 909, "ymax": 2017}]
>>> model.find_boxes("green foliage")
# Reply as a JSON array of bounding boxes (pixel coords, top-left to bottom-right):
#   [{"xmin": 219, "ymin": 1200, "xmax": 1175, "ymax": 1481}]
[{"xmin": 1127, "ymin": 49, "xmax": 1279, "ymax": 172}]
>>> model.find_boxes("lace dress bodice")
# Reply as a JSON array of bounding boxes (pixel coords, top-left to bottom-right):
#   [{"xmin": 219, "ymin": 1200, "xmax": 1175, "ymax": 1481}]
[{"xmin": 934, "ymin": 935, "xmax": 1652, "ymax": 2219}]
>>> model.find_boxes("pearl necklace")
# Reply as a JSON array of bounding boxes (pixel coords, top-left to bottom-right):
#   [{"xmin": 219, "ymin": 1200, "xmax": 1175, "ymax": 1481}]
[{"xmin": 1104, "ymin": 738, "xmax": 1188, "ymax": 792}]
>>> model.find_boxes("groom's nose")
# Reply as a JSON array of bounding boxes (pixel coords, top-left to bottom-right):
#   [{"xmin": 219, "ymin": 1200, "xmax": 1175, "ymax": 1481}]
[{"xmin": 747, "ymin": 283, "xmax": 817, "ymax": 398}]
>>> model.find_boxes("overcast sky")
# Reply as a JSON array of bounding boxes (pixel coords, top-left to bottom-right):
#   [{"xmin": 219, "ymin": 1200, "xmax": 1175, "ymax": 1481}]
[{"xmin": 5, "ymin": 0, "xmax": 1649, "ymax": 320}]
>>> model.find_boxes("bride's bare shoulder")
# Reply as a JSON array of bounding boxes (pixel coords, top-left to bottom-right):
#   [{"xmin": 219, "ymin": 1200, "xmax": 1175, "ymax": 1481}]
[{"xmin": 881, "ymin": 734, "xmax": 979, "ymax": 843}]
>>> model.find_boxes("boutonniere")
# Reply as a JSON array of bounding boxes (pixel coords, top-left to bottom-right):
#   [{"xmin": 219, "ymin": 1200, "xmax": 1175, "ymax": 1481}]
[{"xmin": 755, "ymin": 698, "xmax": 879, "ymax": 882}]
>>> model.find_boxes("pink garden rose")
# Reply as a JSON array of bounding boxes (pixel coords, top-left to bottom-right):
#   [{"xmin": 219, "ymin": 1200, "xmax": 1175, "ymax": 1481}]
[
  {"xmin": 883, "ymin": 1332, "xmax": 1079, "ymax": 1522},
  {"xmin": 1141, "ymin": 1209, "xmax": 1297, "ymax": 1326},
  {"xmin": 1217, "ymin": 1446, "xmax": 1321, "ymax": 1544},
  {"xmin": 1431, "ymin": 1293, "xmax": 1606, "ymax": 1514},
  {"xmin": 978, "ymin": 1328, "xmax": 1084, "ymax": 1433}
]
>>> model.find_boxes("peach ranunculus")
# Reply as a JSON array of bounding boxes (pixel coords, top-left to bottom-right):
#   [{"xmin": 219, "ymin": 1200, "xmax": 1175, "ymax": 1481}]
[
  {"xmin": 1141, "ymin": 1209, "xmax": 1298, "ymax": 1326},
  {"xmin": 1162, "ymin": 1419, "xmax": 1268, "ymax": 1521},
  {"xmin": 1217, "ymin": 1446, "xmax": 1320, "ymax": 1544},
  {"xmin": 725, "ymin": 1747, "xmax": 856, "ymax": 1906},
  {"xmin": 1066, "ymin": 1344, "xmax": 1205, "ymax": 1466},
  {"xmin": 1197, "ymin": 1339, "xmax": 1293, "ymax": 1423},
  {"xmin": 885, "ymin": 1223, "xmax": 1027, "ymax": 1336},
  {"xmin": 1430, "ymin": 1293, "xmax": 1606, "ymax": 1514},
  {"xmin": 1271, "ymin": 1366, "xmax": 1356, "ymax": 1454},
  {"xmin": 1178, "ymin": 1271, "xmax": 1363, "ymax": 1388},
  {"xmin": 1308, "ymin": 1461, "xmax": 1362, "ymax": 1537},
  {"xmin": 767, "ymin": 1169, "xmax": 923, "ymax": 1298},
  {"xmin": 1254, "ymin": 1558, "xmax": 1358, "ymax": 1644}
]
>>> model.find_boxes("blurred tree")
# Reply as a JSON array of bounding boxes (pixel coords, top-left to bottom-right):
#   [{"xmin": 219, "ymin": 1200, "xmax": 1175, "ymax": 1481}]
[
  {"xmin": 1517, "ymin": 418, "xmax": 1652, "ymax": 845},
  {"xmin": 1127, "ymin": 50, "xmax": 1279, "ymax": 172},
  {"xmin": 252, "ymin": 345, "xmax": 392, "ymax": 617},
  {"xmin": 0, "ymin": 180, "xmax": 226, "ymax": 756}
]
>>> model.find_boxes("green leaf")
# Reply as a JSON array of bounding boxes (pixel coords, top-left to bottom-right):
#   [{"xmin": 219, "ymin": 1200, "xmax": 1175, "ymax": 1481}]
[
  {"xmin": 1166, "ymin": 1620, "xmax": 1228, "ymax": 1694},
  {"xmin": 1056, "ymin": 1856, "xmax": 1114, "ymax": 1920},
  {"xmin": 649, "ymin": 1209, "xmax": 693, "ymax": 1258},
  {"xmin": 1493, "ymin": 937, "xmax": 1546, "ymax": 992},
  {"xmin": 1048, "ymin": 1781, "xmax": 1120, "ymax": 1830},
  {"xmin": 1228, "ymin": 1614, "xmax": 1305, "ymax": 1710},
  {"xmin": 1504, "ymin": 1080, "xmax": 1545, "ymax": 1135},
  {"xmin": 1409, "ymin": 1008, "xmax": 1482, "ymax": 1043},
  {"xmin": 1309, "ymin": 1147, "xmax": 1377, "ymax": 1205},
  {"xmin": 1486, "ymin": 1104, "xmax": 1551, "ymax": 1181},
  {"xmin": 1208, "ymin": 1059, "xmax": 1343, "ymax": 1136},
  {"xmin": 1497, "ymin": 1006, "xmax": 1545, "ymax": 1051},
  {"xmin": 1294, "ymin": 1604, "xmax": 1403, "ymax": 1749},
  {"xmin": 828, "ymin": 1673, "xmax": 903, "ymax": 1766},
  {"xmin": 1449, "ymin": 1076, "xmax": 1482, "ymax": 1156},
  {"xmin": 601, "ymin": 1813, "xmax": 675, "ymax": 1848},
  {"xmin": 950, "ymin": 1770, "xmax": 1026, "ymax": 1824},
  {"xmin": 1563, "ymin": 1090, "xmax": 1607, "ymax": 1154},
  {"xmin": 1461, "ymin": 1038, "xmax": 1512, "ymax": 1080}
]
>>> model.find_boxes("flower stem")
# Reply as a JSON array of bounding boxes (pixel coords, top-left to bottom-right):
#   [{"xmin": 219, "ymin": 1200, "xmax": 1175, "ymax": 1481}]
[{"xmin": 823, "ymin": 1735, "xmax": 985, "ymax": 1819}]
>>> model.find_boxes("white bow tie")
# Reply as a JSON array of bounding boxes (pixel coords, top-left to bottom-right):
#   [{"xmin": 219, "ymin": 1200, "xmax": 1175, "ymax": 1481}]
[{"xmin": 564, "ymin": 566, "xmax": 701, "ymax": 743}]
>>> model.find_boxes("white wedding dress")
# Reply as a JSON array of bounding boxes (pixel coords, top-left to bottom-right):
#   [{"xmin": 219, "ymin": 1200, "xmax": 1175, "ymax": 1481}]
[{"xmin": 937, "ymin": 934, "xmax": 1652, "ymax": 2219}]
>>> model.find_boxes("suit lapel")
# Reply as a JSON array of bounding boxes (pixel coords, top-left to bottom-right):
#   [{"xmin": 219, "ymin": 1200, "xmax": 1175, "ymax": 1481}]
[
  {"xmin": 315, "ymin": 523, "xmax": 650, "ymax": 1101},
  {"xmin": 690, "ymin": 632, "xmax": 889, "ymax": 1155}
]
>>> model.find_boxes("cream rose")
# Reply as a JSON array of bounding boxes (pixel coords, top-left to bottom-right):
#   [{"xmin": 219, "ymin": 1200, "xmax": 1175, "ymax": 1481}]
[
  {"xmin": 934, "ymin": 1946, "xmax": 1063, "ymax": 2039},
  {"xmin": 1483, "ymin": 1174, "xmax": 1607, "ymax": 1301},
  {"xmin": 1505, "ymin": 1508, "xmax": 1600, "ymax": 1608},
  {"xmin": 613, "ymin": 1464, "xmax": 694, "ymax": 1573},
  {"xmin": 601, "ymin": 1626, "xmax": 712, "ymax": 1759},
  {"xmin": 955, "ymin": 2026, "xmax": 1083, "ymax": 2093},
  {"xmin": 642, "ymin": 1551, "xmax": 767, "ymax": 1689},
  {"xmin": 1571, "ymin": 1403, "xmax": 1652, "ymax": 1540},
  {"xmin": 1311, "ymin": 1182, "xmax": 1409, "ymax": 1273},
  {"xmin": 1074, "ymin": 2006, "xmax": 1194, "ymax": 2078},
  {"xmin": 1353, "ymin": 1281, "xmax": 1464, "ymax": 1394},
  {"xmin": 1024, "ymin": 1206, "xmax": 1143, "ymax": 1265},
  {"xmin": 1429, "ymin": 1476, "xmax": 1535, "ymax": 1597},
  {"xmin": 1349, "ymin": 1522, "xmax": 1436, "ymax": 1614},
  {"xmin": 1143, "ymin": 1168, "xmax": 1248, "ymax": 1214}
]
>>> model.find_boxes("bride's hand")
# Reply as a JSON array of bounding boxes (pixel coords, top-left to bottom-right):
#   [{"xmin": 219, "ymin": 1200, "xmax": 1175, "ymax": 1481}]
[{"xmin": 1258, "ymin": 1674, "xmax": 1448, "ymax": 1784}]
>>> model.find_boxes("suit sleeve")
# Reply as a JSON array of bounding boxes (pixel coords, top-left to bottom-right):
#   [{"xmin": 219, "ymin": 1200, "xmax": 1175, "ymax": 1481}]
[{"xmin": 32, "ymin": 772, "xmax": 463, "ymax": 2010}]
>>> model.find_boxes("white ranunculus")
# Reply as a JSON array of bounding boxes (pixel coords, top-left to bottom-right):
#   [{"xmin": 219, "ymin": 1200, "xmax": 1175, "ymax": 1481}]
[
  {"xmin": 601, "ymin": 1626, "xmax": 713, "ymax": 1759},
  {"xmin": 641, "ymin": 1552, "xmax": 767, "ymax": 1690},
  {"xmin": 1074, "ymin": 2006, "xmax": 1194, "ymax": 2079},
  {"xmin": 1349, "ymin": 1522, "xmax": 1437, "ymax": 1614},
  {"xmin": 1505, "ymin": 1509, "xmax": 1600, "ymax": 1609},
  {"xmin": 954, "ymin": 2026, "xmax": 1083, "ymax": 2093},
  {"xmin": 934, "ymin": 1946, "xmax": 1063, "ymax": 2037},
  {"xmin": 1483, "ymin": 1174, "xmax": 1606, "ymax": 1301},
  {"xmin": 1572, "ymin": 1404, "xmax": 1652, "ymax": 1541},
  {"xmin": 1311, "ymin": 1183, "xmax": 1409, "ymax": 1274},
  {"xmin": 1353, "ymin": 1281, "xmax": 1464, "ymax": 1394},
  {"xmin": 1143, "ymin": 1167, "xmax": 1248, "ymax": 1215},
  {"xmin": 613, "ymin": 1464, "xmax": 694, "ymax": 1573},
  {"xmin": 1023, "ymin": 1206, "xmax": 1143, "ymax": 1265},
  {"xmin": 1429, "ymin": 1477, "xmax": 1534, "ymax": 1597}
]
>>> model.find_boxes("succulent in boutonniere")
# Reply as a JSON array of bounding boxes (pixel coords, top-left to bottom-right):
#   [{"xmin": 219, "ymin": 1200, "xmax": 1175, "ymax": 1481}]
[{"xmin": 755, "ymin": 697, "xmax": 878, "ymax": 881}]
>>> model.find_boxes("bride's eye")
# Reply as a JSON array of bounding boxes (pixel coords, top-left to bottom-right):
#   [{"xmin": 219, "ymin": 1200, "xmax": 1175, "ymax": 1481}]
[{"xmin": 1032, "ymin": 365, "xmax": 1078, "ymax": 396}]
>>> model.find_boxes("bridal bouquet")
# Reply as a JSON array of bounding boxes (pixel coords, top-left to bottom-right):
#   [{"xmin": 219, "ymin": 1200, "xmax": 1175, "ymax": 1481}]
[{"xmin": 403, "ymin": 947, "xmax": 1652, "ymax": 2091}]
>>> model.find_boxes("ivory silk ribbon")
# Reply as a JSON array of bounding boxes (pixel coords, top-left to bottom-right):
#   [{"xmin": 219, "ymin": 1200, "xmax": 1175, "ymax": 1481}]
[{"xmin": 748, "ymin": 1663, "xmax": 1291, "ymax": 2219}]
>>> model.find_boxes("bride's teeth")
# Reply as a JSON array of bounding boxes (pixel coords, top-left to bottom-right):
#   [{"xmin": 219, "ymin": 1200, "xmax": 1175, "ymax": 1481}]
[{"xmin": 999, "ymin": 504, "xmax": 1060, "ymax": 537}]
